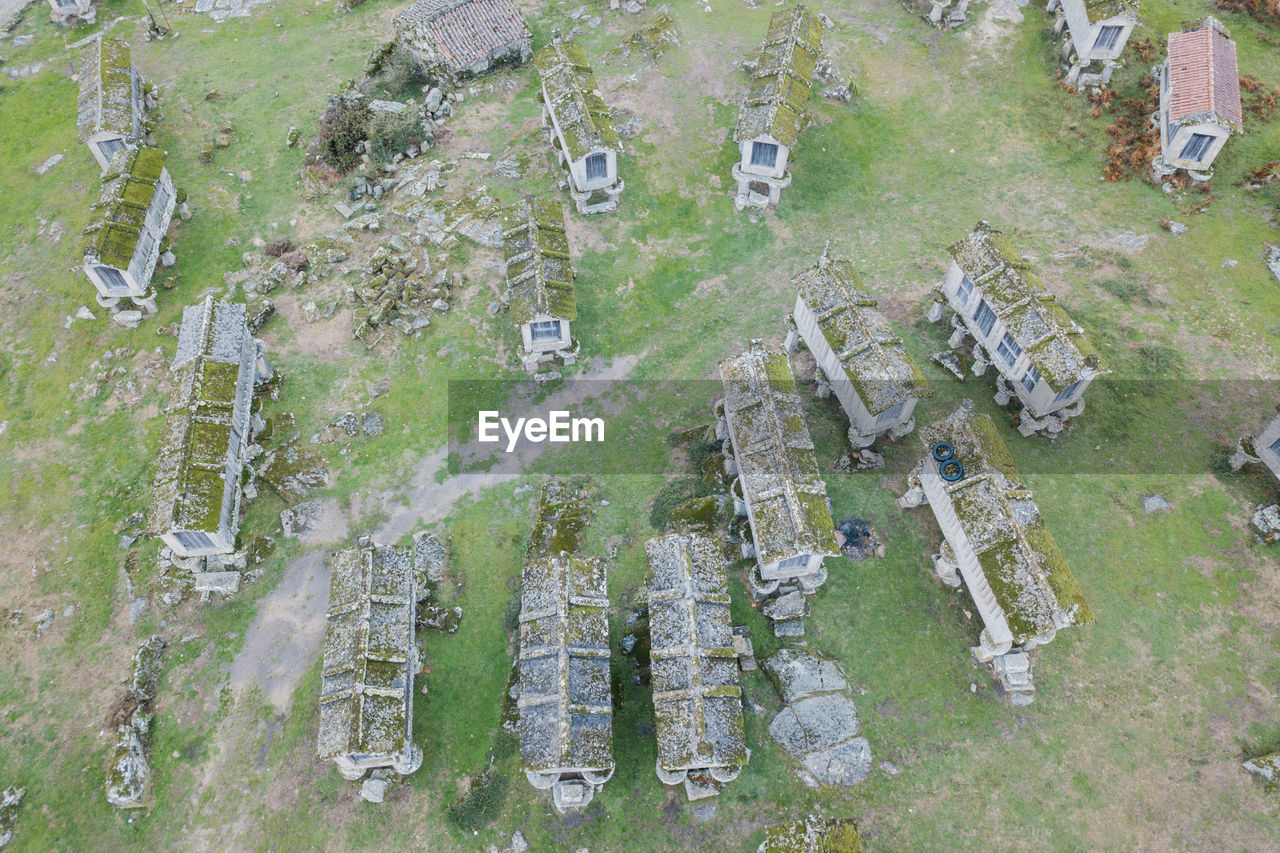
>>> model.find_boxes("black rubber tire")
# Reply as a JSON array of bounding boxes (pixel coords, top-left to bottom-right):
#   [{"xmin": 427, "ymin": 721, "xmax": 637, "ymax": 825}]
[
  {"xmin": 931, "ymin": 441, "xmax": 954, "ymax": 462},
  {"xmin": 940, "ymin": 459, "xmax": 964, "ymax": 482}
]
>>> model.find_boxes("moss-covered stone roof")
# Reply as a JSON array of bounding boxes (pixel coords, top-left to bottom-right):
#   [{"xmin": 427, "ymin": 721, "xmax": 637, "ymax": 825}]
[
  {"xmin": 794, "ymin": 251, "xmax": 931, "ymax": 415},
  {"xmin": 518, "ymin": 550, "xmax": 613, "ymax": 776},
  {"xmin": 534, "ymin": 34, "xmax": 621, "ymax": 162},
  {"xmin": 734, "ymin": 4, "xmax": 823, "ymax": 148},
  {"xmin": 77, "ymin": 35, "xmax": 141, "ymax": 142},
  {"xmin": 502, "ymin": 198, "xmax": 576, "ymax": 327},
  {"xmin": 719, "ymin": 342, "xmax": 839, "ymax": 567},
  {"xmin": 147, "ymin": 299, "xmax": 256, "ymax": 540},
  {"xmin": 948, "ymin": 222, "xmax": 1108, "ymax": 392},
  {"xmin": 645, "ymin": 534, "xmax": 748, "ymax": 776},
  {"xmin": 917, "ymin": 406, "xmax": 1093, "ymax": 643},
  {"xmin": 1082, "ymin": 0, "xmax": 1139, "ymax": 20},
  {"xmin": 318, "ymin": 542, "xmax": 417, "ymax": 761},
  {"xmin": 82, "ymin": 147, "xmax": 169, "ymax": 272},
  {"xmin": 761, "ymin": 817, "xmax": 863, "ymax": 852}
]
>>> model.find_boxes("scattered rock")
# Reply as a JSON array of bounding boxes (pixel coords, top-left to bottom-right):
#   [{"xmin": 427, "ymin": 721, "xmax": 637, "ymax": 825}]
[
  {"xmin": 763, "ymin": 650, "xmax": 871, "ymax": 786},
  {"xmin": 1221, "ymin": 259, "xmax": 1238, "ymax": 268},
  {"xmin": 35, "ymin": 153, "xmax": 63, "ymax": 175},
  {"xmin": 879, "ymin": 759, "xmax": 901, "ymax": 776},
  {"xmin": 112, "ymin": 311, "xmax": 143, "ymax": 329},
  {"xmin": 413, "ymin": 531, "xmax": 448, "ymax": 585},
  {"xmin": 75, "ymin": 306, "xmax": 96, "ymax": 321},
  {"xmin": 32, "ymin": 609, "xmax": 54, "ymax": 638},
  {"xmin": 509, "ymin": 830, "xmax": 529, "ymax": 853},
  {"xmin": 360, "ymin": 776, "xmax": 388, "ymax": 803},
  {"xmin": 1111, "ymin": 231, "xmax": 1149, "ymax": 249},
  {"xmin": 0, "ymin": 786, "xmax": 23, "ymax": 848},
  {"xmin": 1167, "ymin": 220, "xmax": 1189, "ymax": 235},
  {"xmin": 286, "ymin": 126, "xmax": 301, "ymax": 148},
  {"xmin": 1141, "ymin": 494, "xmax": 1172, "ymax": 513},
  {"xmin": 280, "ymin": 500, "xmax": 323, "ymax": 537}
]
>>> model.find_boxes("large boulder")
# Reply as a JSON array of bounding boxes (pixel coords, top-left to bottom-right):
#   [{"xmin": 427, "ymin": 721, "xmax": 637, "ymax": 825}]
[
  {"xmin": 763, "ymin": 650, "xmax": 871, "ymax": 787},
  {"xmin": 106, "ymin": 713, "xmax": 153, "ymax": 808}
]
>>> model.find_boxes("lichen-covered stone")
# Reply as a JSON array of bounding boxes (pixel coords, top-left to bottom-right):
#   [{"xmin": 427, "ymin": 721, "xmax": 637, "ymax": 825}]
[
  {"xmin": 0, "ymin": 786, "xmax": 25, "ymax": 848},
  {"xmin": 759, "ymin": 816, "xmax": 863, "ymax": 852}
]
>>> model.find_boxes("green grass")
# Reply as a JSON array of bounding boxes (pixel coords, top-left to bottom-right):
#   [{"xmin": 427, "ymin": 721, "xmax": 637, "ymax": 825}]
[{"xmin": 0, "ymin": 0, "xmax": 1278, "ymax": 849}]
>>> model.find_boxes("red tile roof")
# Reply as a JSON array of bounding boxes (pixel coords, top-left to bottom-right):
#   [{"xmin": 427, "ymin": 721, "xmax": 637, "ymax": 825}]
[
  {"xmin": 1166, "ymin": 22, "xmax": 1243, "ymax": 132},
  {"xmin": 395, "ymin": 0, "xmax": 531, "ymax": 74}
]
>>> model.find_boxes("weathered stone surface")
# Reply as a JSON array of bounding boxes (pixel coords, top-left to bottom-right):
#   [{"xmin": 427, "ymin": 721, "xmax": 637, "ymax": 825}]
[
  {"xmin": 32, "ymin": 609, "xmax": 54, "ymax": 638},
  {"xmin": 1267, "ymin": 245, "xmax": 1280, "ymax": 285},
  {"xmin": 106, "ymin": 712, "xmax": 152, "ymax": 808},
  {"xmin": 0, "ymin": 786, "xmax": 24, "ymax": 848},
  {"xmin": 763, "ymin": 590, "xmax": 809, "ymax": 622},
  {"xmin": 768, "ymin": 695, "xmax": 870, "ymax": 786},
  {"xmin": 193, "ymin": 571, "xmax": 241, "ymax": 594},
  {"xmin": 1243, "ymin": 752, "xmax": 1278, "ymax": 787},
  {"xmin": 280, "ymin": 500, "xmax": 323, "ymax": 537},
  {"xmin": 763, "ymin": 649, "xmax": 848, "ymax": 704},
  {"xmin": 112, "ymin": 310, "xmax": 144, "ymax": 329},
  {"xmin": 129, "ymin": 635, "xmax": 165, "ymax": 704},
  {"xmin": 758, "ymin": 816, "xmax": 862, "ymax": 852},
  {"xmin": 413, "ymin": 530, "xmax": 447, "ymax": 585},
  {"xmin": 1141, "ymin": 494, "xmax": 1172, "ymax": 513},
  {"xmin": 360, "ymin": 776, "xmax": 387, "ymax": 803}
]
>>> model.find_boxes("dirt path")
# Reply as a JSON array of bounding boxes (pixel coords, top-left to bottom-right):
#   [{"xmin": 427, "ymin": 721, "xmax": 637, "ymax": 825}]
[{"xmin": 225, "ymin": 353, "xmax": 641, "ymax": 714}]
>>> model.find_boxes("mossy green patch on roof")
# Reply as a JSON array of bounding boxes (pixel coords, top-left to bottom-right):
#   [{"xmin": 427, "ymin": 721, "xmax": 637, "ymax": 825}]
[
  {"xmin": 734, "ymin": 4, "xmax": 823, "ymax": 148},
  {"xmin": 534, "ymin": 35, "xmax": 621, "ymax": 162},
  {"xmin": 761, "ymin": 817, "xmax": 863, "ymax": 852},
  {"xmin": 77, "ymin": 36, "xmax": 141, "ymax": 142},
  {"xmin": 917, "ymin": 406, "xmax": 1092, "ymax": 643},
  {"xmin": 719, "ymin": 343, "xmax": 839, "ymax": 567},
  {"xmin": 947, "ymin": 222, "xmax": 1109, "ymax": 393},
  {"xmin": 83, "ymin": 147, "xmax": 169, "ymax": 271},
  {"xmin": 502, "ymin": 198, "xmax": 576, "ymax": 326},
  {"xmin": 794, "ymin": 252, "xmax": 932, "ymax": 415}
]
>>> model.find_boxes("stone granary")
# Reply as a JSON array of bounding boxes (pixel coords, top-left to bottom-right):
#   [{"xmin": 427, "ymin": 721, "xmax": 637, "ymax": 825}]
[
  {"xmin": 534, "ymin": 34, "xmax": 624, "ymax": 215},
  {"xmin": 899, "ymin": 403, "xmax": 1093, "ymax": 703},
  {"xmin": 77, "ymin": 35, "xmax": 145, "ymax": 171},
  {"xmin": 50, "ymin": 0, "xmax": 95, "ymax": 26},
  {"xmin": 81, "ymin": 147, "xmax": 176, "ymax": 310},
  {"xmin": 148, "ymin": 299, "xmax": 271, "ymax": 560},
  {"xmin": 715, "ymin": 341, "xmax": 840, "ymax": 607},
  {"xmin": 1047, "ymin": 0, "xmax": 1140, "ymax": 88},
  {"xmin": 393, "ymin": 0, "xmax": 532, "ymax": 84},
  {"xmin": 732, "ymin": 5, "xmax": 823, "ymax": 211},
  {"xmin": 517, "ymin": 485, "xmax": 613, "ymax": 813},
  {"xmin": 928, "ymin": 222, "xmax": 1109, "ymax": 437},
  {"xmin": 318, "ymin": 538, "xmax": 424, "ymax": 784},
  {"xmin": 1153, "ymin": 17, "xmax": 1243, "ymax": 181},
  {"xmin": 1228, "ymin": 413, "xmax": 1280, "ymax": 542},
  {"xmin": 789, "ymin": 249, "xmax": 931, "ymax": 449},
  {"xmin": 501, "ymin": 198, "xmax": 579, "ymax": 373},
  {"xmin": 645, "ymin": 533, "xmax": 749, "ymax": 801}
]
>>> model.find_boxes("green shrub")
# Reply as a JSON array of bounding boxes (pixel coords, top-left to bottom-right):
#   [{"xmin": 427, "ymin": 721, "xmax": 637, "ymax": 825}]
[
  {"xmin": 317, "ymin": 93, "xmax": 371, "ymax": 173},
  {"xmin": 446, "ymin": 769, "xmax": 509, "ymax": 832},
  {"xmin": 367, "ymin": 108, "xmax": 425, "ymax": 168}
]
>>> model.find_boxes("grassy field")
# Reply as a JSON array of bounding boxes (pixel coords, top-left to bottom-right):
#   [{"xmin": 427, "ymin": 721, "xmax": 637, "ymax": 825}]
[{"xmin": 0, "ymin": 0, "xmax": 1278, "ymax": 849}]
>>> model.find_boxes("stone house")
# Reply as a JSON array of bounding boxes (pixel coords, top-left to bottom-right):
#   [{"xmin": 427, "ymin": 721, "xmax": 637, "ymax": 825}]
[
  {"xmin": 502, "ymin": 198, "xmax": 579, "ymax": 372},
  {"xmin": 77, "ymin": 35, "xmax": 144, "ymax": 171},
  {"xmin": 518, "ymin": 550, "xmax": 614, "ymax": 813},
  {"xmin": 928, "ymin": 221, "xmax": 1109, "ymax": 437},
  {"xmin": 732, "ymin": 4, "xmax": 823, "ymax": 211},
  {"xmin": 393, "ymin": 0, "xmax": 532, "ymax": 83},
  {"xmin": 148, "ymin": 299, "xmax": 270, "ymax": 559},
  {"xmin": 789, "ymin": 249, "xmax": 931, "ymax": 448},
  {"xmin": 899, "ymin": 403, "xmax": 1093, "ymax": 703},
  {"xmin": 317, "ymin": 538, "xmax": 424, "ymax": 781},
  {"xmin": 1153, "ymin": 17, "xmax": 1243, "ymax": 181},
  {"xmin": 50, "ymin": 0, "xmax": 95, "ymax": 26},
  {"xmin": 82, "ymin": 147, "xmax": 176, "ymax": 309},
  {"xmin": 715, "ymin": 341, "xmax": 840, "ymax": 597},
  {"xmin": 1047, "ymin": 0, "xmax": 1139, "ymax": 87},
  {"xmin": 535, "ymin": 34, "xmax": 624, "ymax": 215},
  {"xmin": 645, "ymin": 533, "xmax": 749, "ymax": 800}
]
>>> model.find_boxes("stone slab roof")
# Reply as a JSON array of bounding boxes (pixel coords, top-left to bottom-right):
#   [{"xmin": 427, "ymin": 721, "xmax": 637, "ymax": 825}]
[
  {"xmin": 645, "ymin": 534, "xmax": 748, "ymax": 775},
  {"xmin": 1166, "ymin": 18, "xmax": 1242, "ymax": 132},
  {"xmin": 147, "ymin": 299, "xmax": 255, "ymax": 538},
  {"xmin": 82, "ymin": 147, "xmax": 167, "ymax": 271},
  {"xmin": 719, "ymin": 342, "xmax": 839, "ymax": 567},
  {"xmin": 534, "ymin": 34, "xmax": 621, "ymax": 162},
  {"xmin": 518, "ymin": 552, "xmax": 613, "ymax": 776},
  {"xmin": 318, "ymin": 542, "xmax": 416, "ymax": 762},
  {"xmin": 394, "ymin": 0, "xmax": 531, "ymax": 74},
  {"xmin": 794, "ymin": 252, "xmax": 931, "ymax": 415},
  {"xmin": 502, "ymin": 198, "xmax": 576, "ymax": 326},
  {"xmin": 918, "ymin": 406, "xmax": 1093, "ymax": 643},
  {"xmin": 734, "ymin": 4, "xmax": 822, "ymax": 147},
  {"xmin": 77, "ymin": 35, "xmax": 141, "ymax": 142},
  {"xmin": 948, "ymin": 222, "xmax": 1107, "ymax": 391}
]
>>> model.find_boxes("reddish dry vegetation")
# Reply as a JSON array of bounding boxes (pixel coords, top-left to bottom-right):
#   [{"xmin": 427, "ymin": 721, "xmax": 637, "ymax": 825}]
[
  {"xmin": 1091, "ymin": 78, "xmax": 1161, "ymax": 183},
  {"xmin": 1240, "ymin": 75, "xmax": 1280, "ymax": 121},
  {"xmin": 1215, "ymin": 0, "xmax": 1280, "ymax": 27},
  {"xmin": 1241, "ymin": 161, "xmax": 1280, "ymax": 188}
]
